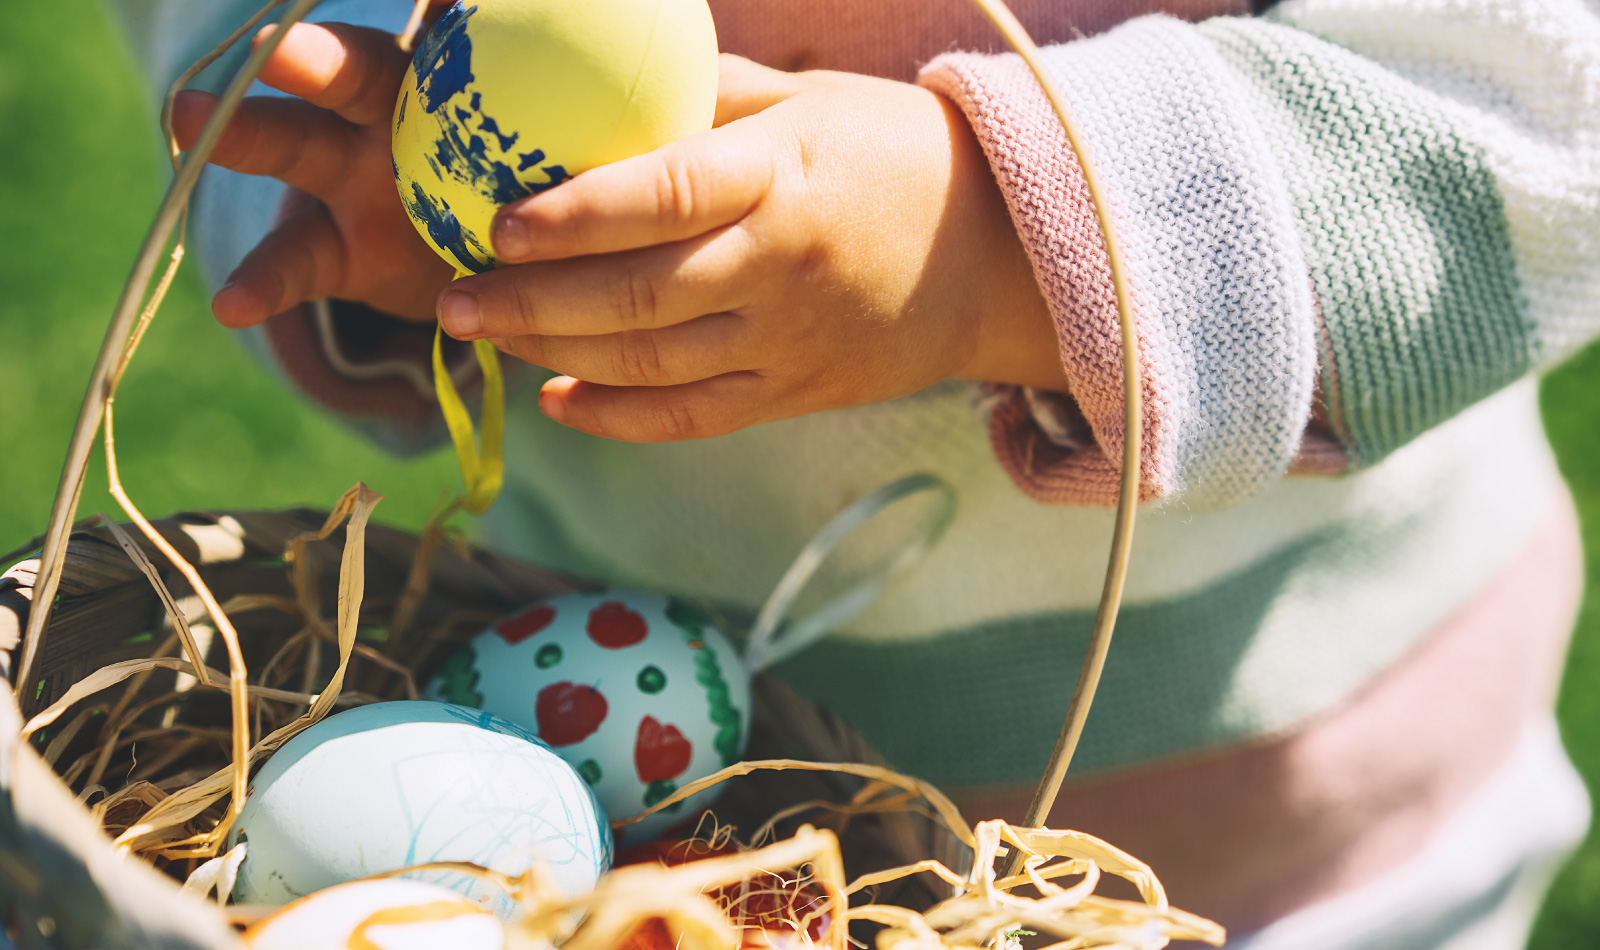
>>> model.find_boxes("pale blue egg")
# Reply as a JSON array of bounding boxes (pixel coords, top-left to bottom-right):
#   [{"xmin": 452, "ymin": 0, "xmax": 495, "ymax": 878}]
[{"xmin": 230, "ymin": 701, "xmax": 611, "ymax": 919}]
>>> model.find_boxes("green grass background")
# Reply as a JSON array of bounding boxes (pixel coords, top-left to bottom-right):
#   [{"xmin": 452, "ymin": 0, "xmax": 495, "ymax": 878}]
[{"xmin": 3, "ymin": 3, "xmax": 1597, "ymax": 945}]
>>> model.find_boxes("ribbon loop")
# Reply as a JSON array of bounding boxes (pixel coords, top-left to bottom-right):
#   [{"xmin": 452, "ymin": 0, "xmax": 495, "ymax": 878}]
[{"xmin": 742, "ymin": 473, "xmax": 957, "ymax": 674}]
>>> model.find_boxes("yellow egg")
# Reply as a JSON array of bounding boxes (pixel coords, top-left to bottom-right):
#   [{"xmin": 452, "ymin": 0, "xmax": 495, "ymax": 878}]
[{"xmin": 392, "ymin": 0, "xmax": 720, "ymax": 273}]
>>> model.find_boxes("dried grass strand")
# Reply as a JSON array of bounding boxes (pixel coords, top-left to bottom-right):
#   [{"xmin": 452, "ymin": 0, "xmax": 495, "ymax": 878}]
[
  {"xmin": 105, "ymin": 402, "xmax": 255, "ymax": 838},
  {"xmin": 617, "ymin": 759, "xmax": 974, "ymax": 849},
  {"xmin": 110, "ymin": 484, "xmax": 380, "ymax": 857},
  {"xmin": 97, "ymin": 516, "xmax": 214, "ymax": 686},
  {"xmin": 159, "ymin": 0, "xmax": 290, "ymax": 172},
  {"xmin": 20, "ymin": 657, "xmax": 352, "ymax": 740},
  {"xmin": 399, "ymin": 0, "xmax": 431, "ymax": 52}
]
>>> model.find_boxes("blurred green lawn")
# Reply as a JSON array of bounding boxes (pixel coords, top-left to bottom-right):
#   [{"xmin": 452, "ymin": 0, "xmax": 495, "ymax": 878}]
[
  {"xmin": 0, "ymin": 0, "xmax": 461, "ymax": 541},
  {"xmin": 3, "ymin": 2, "xmax": 1598, "ymax": 946}
]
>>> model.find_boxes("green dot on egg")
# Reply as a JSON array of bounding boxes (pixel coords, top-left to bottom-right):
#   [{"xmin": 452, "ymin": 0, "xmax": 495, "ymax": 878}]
[
  {"xmin": 637, "ymin": 665, "xmax": 667, "ymax": 694},
  {"xmin": 577, "ymin": 759, "xmax": 603, "ymax": 786},
  {"xmin": 534, "ymin": 643, "xmax": 563, "ymax": 669},
  {"xmin": 644, "ymin": 779, "xmax": 682, "ymax": 811}
]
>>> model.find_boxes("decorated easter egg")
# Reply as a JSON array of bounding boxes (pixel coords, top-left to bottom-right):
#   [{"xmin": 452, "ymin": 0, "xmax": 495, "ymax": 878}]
[
  {"xmin": 243, "ymin": 879, "xmax": 504, "ymax": 950},
  {"xmin": 230, "ymin": 701, "xmax": 611, "ymax": 918},
  {"xmin": 426, "ymin": 590, "xmax": 751, "ymax": 841},
  {"xmin": 392, "ymin": 0, "xmax": 719, "ymax": 274}
]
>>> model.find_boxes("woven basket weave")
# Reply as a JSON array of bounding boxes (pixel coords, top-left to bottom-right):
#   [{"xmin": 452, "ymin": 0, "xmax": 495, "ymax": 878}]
[{"xmin": 0, "ymin": 510, "xmax": 958, "ymax": 949}]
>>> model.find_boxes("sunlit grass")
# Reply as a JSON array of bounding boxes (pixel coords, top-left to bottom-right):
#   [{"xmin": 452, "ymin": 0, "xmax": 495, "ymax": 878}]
[{"xmin": 0, "ymin": 0, "xmax": 460, "ymax": 555}]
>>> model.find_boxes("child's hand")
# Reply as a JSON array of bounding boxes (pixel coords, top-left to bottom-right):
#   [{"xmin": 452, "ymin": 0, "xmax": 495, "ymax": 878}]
[
  {"xmin": 172, "ymin": 21, "xmax": 455, "ymax": 326},
  {"xmin": 444, "ymin": 57, "xmax": 1065, "ymax": 443}
]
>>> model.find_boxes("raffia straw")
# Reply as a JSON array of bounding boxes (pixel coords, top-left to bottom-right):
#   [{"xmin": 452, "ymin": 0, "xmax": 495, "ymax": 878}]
[
  {"xmin": 87, "ymin": 689, "xmax": 206, "ymax": 789},
  {"xmin": 112, "ymin": 484, "xmax": 381, "ymax": 858},
  {"xmin": 481, "ymin": 803, "xmax": 1219, "ymax": 950},
  {"xmin": 103, "ymin": 398, "xmax": 256, "ymax": 845},
  {"xmin": 20, "ymin": 657, "xmax": 346, "ymax": 739},
  {"xmin": 13, "ymin": 0, "xmax": 325, "ymax": 707},
  {"xmin": 749, "ymin": 788, "xmax": 931, "ymax": 847},
  {"xmin": 840, "ymin": 816, "xmax": 1221, "ymax": 949},
  {"xmin": 95, "ymin": 630, "xmax": 181, "ymax": 749},
  {"xmin": 616, "ymin": 759, "xmax": 975, "ymax": 849},
  {"xmin": 516, "ymin": 826, "xmax": 850, "ymax": 950},
  {"xmin": 385, "ymin": 490, "xmax": 461, "ymax": 655},
  {"xmin": 159, "ymin": 0, "xmax": 290, "ymax": 172},
  {"xmin": 399, "ymin": 0, "xmax": 433, "ymax": 52},
  {"xmin": 40, "ymin": 706, "xmax": 98, "ymax": 767},
  {"xmin": 96, "ymin": 518, "xmax": 214, "ymax": 684},
  {"xmin": 962, "ymin": 0, "xmax": 1143, "ymax": 872}
]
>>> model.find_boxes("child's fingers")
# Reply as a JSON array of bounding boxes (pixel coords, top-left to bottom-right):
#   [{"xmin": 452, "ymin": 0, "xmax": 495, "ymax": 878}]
[
  {"xmin": 254, "ymin": 22, "xmax": 410, "ymax": 127},
  {"xmin": 489, "ymin": 121, "xmax": 776, "ymax": 264},
  {"xmin": 442, "ymin": 228, "xmax": 755, "ymax": 339},
  {"xmin": 537, "ymin": 373, "xmax": 766, "ymax": 442},
  {"xmin": 172, "ymin": 91, "xmax": 359, "ymax": 200},
  {"xmin": 713, "ymin": 54, "xmax": 812, "ymax": 127},
  {"xmin": 496, "ymin": 312, "xmax": 750, "ymax": 388},
  {"xmin": 214, "ymin": 204, "xmax": 347, "ymax": 328}
]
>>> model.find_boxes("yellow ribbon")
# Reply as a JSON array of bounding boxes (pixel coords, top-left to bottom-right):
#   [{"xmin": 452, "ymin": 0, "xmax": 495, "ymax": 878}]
[{"xmin": 433, "ymin": 300, "xmax": 505, "ymax": 515}]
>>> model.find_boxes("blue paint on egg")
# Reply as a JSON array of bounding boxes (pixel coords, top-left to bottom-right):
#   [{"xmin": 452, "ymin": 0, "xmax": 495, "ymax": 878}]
[
  {"xmin": 395, "ymin": 0, "xmax": 583, "ymax": 270},
  {"xmin": 479, "ymin": 115, "xmax": 519, "ymax": 152},
  {"xmin": 412, "ymin": 3, "xmax": 477, "ymax": 114},
  {"xmin": 431, "ymin": 118, "xmax": 570, "ymax": 208},
  {"xmin": 400, "ymin": 183, "xmax": 492, "ymax": 273}
]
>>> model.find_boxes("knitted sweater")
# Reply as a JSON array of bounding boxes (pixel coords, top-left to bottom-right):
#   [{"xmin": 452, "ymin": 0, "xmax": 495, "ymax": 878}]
[{"xmin": 108, "ymin": 0, "xmax": 1600, "ymax": 793}]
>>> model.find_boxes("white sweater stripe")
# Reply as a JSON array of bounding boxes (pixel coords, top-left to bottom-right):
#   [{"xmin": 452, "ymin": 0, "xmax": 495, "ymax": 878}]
[{"xmin": 1037, "ymin": 17, "xmax": 1320, "ymax": 508}]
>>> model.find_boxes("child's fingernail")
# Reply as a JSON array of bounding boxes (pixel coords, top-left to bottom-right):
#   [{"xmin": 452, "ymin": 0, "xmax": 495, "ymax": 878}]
[
  {"xmin": 438, "ymin": 290, "xmax": 481, "ymax": 337},
  {"xmin": 493, "ymin": 215, "xmax": 530, "ymax": 259},
  {"xmin": 539, "ymin": 390, "xmax": 567, "ymax": 424},
  {"xmin": 213, "ymin": 279, "xmax": 253, "ymax": 321}
]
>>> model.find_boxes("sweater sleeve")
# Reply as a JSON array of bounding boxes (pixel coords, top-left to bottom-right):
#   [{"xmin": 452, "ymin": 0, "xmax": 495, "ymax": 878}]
[{"xmin": 920, "ymin": 0, "xmax": 1600, "ymax": 509}]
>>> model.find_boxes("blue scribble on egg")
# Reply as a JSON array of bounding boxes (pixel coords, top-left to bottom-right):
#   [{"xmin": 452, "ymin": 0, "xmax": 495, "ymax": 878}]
[
  {"xmin": 398, "ymin": 1, "xmax": 575, "ymax": 272},
  {"xmin": 400, "ymin": 183, "xmax": 492, "ymax": 274},
  {"xmin": 479, "ymin": 115, "xmax": 518, "ymax": 152},
  {"xmin": 412, "ymin": 4, "xmax": 476, "ymax": 114},
  {"xmin": 229, "ymin": 701, "xmax": 612, "ymax": 918}
]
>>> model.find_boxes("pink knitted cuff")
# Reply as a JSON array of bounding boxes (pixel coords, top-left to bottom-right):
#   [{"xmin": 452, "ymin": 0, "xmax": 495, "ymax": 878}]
[
  {"xmin": 923, "ymin": 43, "xmax": 1345, "ymax": 506},
  {"xmin": 921, "ymin": 55, "xmax": 1166, "ymax": 506}
]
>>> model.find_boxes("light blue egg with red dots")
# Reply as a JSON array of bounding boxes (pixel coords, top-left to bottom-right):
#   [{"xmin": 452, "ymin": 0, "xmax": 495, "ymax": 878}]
[{"xmin": 425, "ymin": 590, "xmax": 751, "ymax": 842}]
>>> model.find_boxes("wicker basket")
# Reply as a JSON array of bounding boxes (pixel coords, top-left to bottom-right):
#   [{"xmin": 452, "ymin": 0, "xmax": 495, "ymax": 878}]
[{"xmin": 1, "ymin": 510, "xmax": 959, "ymax": 949}]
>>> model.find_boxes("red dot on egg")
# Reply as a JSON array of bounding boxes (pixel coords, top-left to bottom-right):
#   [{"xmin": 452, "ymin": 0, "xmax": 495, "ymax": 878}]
[
  {"xmin": 496, "ymin": 604, "xmax": 557, "ymax": 646},
  {"xmin": 536, "ymin": 681, "xmax": 609, "ymax": 746},
  {"xmin": 587, "ymin": 601, "xmax": 649, "ymax": 649},
  {"xmin": 635, "ymin": 715, "xmax": 693, "ymax": 783}
]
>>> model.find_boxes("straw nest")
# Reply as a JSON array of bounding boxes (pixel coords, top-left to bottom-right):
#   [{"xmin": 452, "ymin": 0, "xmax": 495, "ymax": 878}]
[{"xmin": 3, "ymin": 500, "xmax": 1222, "ymax": 949}]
